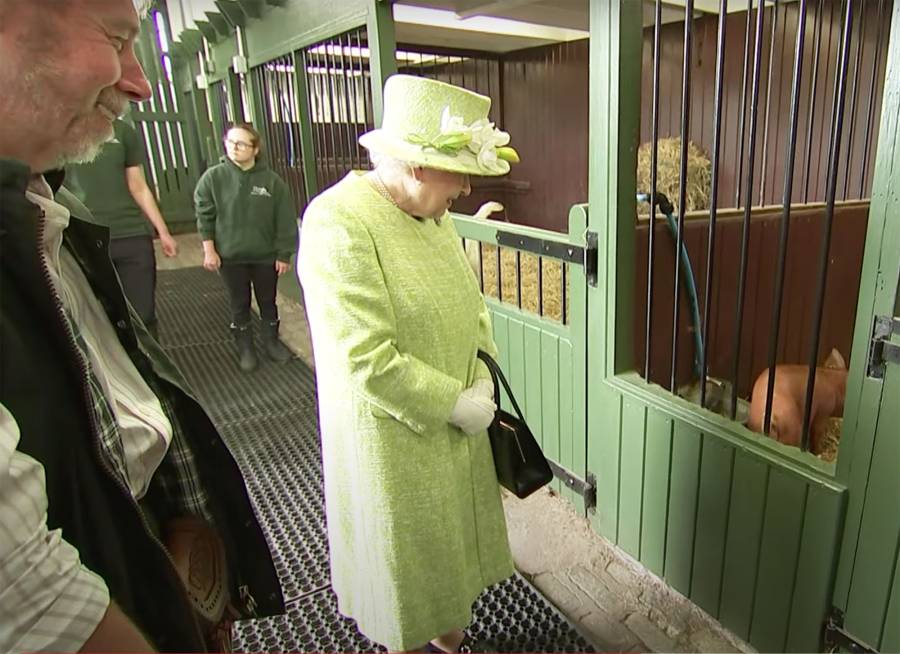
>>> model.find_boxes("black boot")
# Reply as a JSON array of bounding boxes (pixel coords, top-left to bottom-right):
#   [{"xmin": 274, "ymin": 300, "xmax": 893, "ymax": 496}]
[
  {"xmin": 260, "ymin": 320, "xmax": 293, "ymax": 363},
  {"xmin": 230, "ymin": 323, "xmax": 258, "ymax": 372}
]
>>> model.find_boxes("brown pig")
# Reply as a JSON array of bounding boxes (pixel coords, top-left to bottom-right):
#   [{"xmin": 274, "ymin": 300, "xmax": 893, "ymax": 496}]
[{"xmin": 747, "ymin": 349, "xmax": 848, "ymax": 450}]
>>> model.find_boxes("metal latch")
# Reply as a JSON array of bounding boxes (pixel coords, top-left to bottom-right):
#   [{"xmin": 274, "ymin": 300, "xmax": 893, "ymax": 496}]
[
  {"xmin": 823, "ymin": 608, "xmax": 879, "ymax": 653},
  {"xmin": 546, "ymin": 459, "xmax": 596, "ymax": 511},
  {"xmin": 494, "ymin": 230, "xmax": 599, "ymax": 287},
  {"xmin": 867, "ymin": 315, "xmax": 900, "ymax": 379}
]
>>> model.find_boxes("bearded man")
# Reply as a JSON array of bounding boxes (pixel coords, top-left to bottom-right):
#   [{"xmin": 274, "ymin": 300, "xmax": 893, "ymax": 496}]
[{"xmin": 0, "ymin": 1, "xmax": 283, "ymax": 650}]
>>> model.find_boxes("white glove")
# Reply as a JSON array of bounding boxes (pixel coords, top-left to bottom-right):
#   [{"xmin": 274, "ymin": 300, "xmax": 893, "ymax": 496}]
[{"xmin": 449, "ymin": 384, "xmax": 497, "ymax": 435}]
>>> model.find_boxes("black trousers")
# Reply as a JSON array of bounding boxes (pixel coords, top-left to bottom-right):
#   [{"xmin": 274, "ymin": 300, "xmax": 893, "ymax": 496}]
[
  {"xmin": 219, "ymin": 261, "xmax": 279, "ymax": 326},
  {"xmin": 109, "ymin": 235, "xmax": 157, "ymax": 328}
]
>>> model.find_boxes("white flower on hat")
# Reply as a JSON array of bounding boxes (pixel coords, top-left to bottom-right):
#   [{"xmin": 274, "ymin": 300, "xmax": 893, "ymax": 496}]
[{"xmin": 406, "ymin": 106, "xmax": 520, "ymax": 173}]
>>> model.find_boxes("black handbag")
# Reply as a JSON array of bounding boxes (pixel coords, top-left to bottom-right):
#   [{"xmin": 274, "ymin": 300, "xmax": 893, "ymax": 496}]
[{"xmin": 477, "ymin": 350, "xmax": 553, "ymax": 499}]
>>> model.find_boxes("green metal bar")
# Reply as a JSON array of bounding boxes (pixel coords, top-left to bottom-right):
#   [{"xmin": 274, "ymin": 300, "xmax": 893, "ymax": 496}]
[
  {"xmin": 365, "ymin": 0, "xmax": 397, "ymax": 126},
  {"xmin": 225, "ymin": 68, "xmax": 244, "ymax": 123},
  {"xmin": 292, "ymin": 48, "xmax": 319, "ymax": 200}
]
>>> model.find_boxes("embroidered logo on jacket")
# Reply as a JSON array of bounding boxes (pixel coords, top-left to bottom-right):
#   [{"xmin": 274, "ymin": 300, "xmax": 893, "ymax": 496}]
[{"xmin": 250, "ymin": 186, "xmax": 272, "ymax": 197}]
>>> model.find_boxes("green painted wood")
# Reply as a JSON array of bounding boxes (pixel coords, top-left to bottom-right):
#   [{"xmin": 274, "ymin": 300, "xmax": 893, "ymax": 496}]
[
  {"xmin": 834, "ymin": 0, "xmax": 900, "ymax": 607},
  {"xmin": 883, "ymin": 557, "xmax": 900, "ymax": 652},
  {"xmin": 365, "ymin": 0, "xmax": 398, "ymax": 127},
  {"xmin": 215, "ymin": 0, "xmax": 247, "ymax": 28},
  {"xmin": 540, "ymin": 332, "xmax": 563, "ymax": 495},
  {"xmin": 690, "ymin": 435, "xmax": 734, "ymax": 618},
  {"xmin": 524, "ymin": 325, "xmax": 542, "ymax": 432},
  {"xmin": 617, "ymin": 398, "xmax": 647, "ymax": 558},
  {"xmin": 179, "ymin": 29, "xmax": 204, "ymax": 55},
  {"xmin": 567, "ymin": 205, "xmax": 589, "ymax": 516},
  {"xmin": 492, "ymin": 313, "xmax": 510, "ymax": 392},
  {"xmin": 507, "ymin": 319, "xmax": 525, "ymax": 416},
  {"xmin": 225, "ymin": 69, "xmax": 244, "ymax": 123},
  {"xmin": 208, "ymin": 82, "xmax": 228, "ymax": 153},
  {"xmin": 292, "ymin": 50, "xmax": 319, "ymax": 200},
  {"xmin": 206, "ymin": 12, "xmax": 232, "ymax": 38},
  {"xmin": 244, "ymin": 1, "xmax": 367, "ymax": 68},
  {"xmin": 195, "ymin": 20, "xmax": 219, "ymax": 44},
  {"xmin": 640, "ymin": 407, "xmax": 672, "ymax": 576},
  {"xmin": 719, "ymin": 454, "xmax": 769, "ymax": 641},
  {"xmin": 663, "ymin": 421, "xmax": 701, "ymax": 596},
  {"xmin": 595, "ymin": 384, "xmax": 623, "ymax": 539},
  {"xmin": 558, "ymin": 339, "xmax": 577, "ymax": 507},
  {"xmin": 785, "ymin": 483, "xmax": 846, "ymax": 652},
  {"xmin": 235, "ymin": 0, "xmax": 264, "ymax": 20},
  {"xmin": 749, "ymin": 469, "xmax": 807, "ymax": 652},
  {"xmin": 845, "ymin": 359, "xmax": 900, "ymax": 648}
]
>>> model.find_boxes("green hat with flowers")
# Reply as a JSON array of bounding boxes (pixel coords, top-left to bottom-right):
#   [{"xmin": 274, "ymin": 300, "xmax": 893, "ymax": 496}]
[{"xmin": 359, "ymin": 74, "xmax": 520, "ymax": 177}]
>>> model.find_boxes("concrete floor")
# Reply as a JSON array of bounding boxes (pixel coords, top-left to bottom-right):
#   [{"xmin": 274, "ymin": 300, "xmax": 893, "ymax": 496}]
[{"xmin": 156, "ymin": 233, "xmax": 752, "ymax": 653}]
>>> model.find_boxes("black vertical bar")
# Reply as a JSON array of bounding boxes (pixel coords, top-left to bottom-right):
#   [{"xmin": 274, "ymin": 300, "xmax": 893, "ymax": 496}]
[
  {"xmin": 515, "ymin": 250, "xmax": 522, "ymax": 310},
  {"xmin": 859, "ymin": 0, "xmax": 886, "ymax": 198},
  {"xmin": 345, "ymin": 32, "xmax": 363, "ymax": 170},
  {"xmin": 538, "ymin": 256, "xmax": 544, "ymax": 318},
  {"xmin": 304, "ymin": 49, "xmax": 323, "ymax": 189},
  {"xmin": 645, "ymin": 0, "xmax": 662, "ymax": 382},
  {"xmin": 730, "ymin": 0, "xmax": 767, "ymax": 418},
  {"xmin": 326, "ymin": 39, "xmax": 347, "ymax": 181},
  {"xmin": 764, "ymin": 0, "xmax": 809, "ymax": 435},
  {"xmin": 670, "ymin": 0, "xmax": 694, "ymax": 393},
  {"xmin": 561, "ymin": 262, "xmax": 568, "ymax": 326},
  {"xmin": 735, "ymin": 0, "xmax": 755, "ymax": 207},
  {"xmin": 496, "ymin": 246, "xmax": 503, "ymax": 303},
  {"xmin": 759, "ymin": 0, "xmax": 779, "ymax": 206},
  {"xmin": 803, "ymin": 0, "xmax": 826, "ymax": 202},
  {"xmin": 700, "ymin": 0, "xmax": 729, "ymax": 409},
  {"xmin": 319, "ymin": 45, "xmax": 340, "ymax": 186},
  {"xmin": 841, "ymin": 4, "xmax": 864, "ymax": 200},
  {"xmin": 478, "ymin": 242, "xmax": 485, "ymax": 294},
  {"xmin": 801, "ymin": 0, "xmax": 853, "ymax": 452}
]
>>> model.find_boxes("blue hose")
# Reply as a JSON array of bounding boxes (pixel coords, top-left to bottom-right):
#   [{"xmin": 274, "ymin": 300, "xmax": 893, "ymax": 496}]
[{"xmin": 637, "ymin": 193, "xmax": 704, "ymax": 380}]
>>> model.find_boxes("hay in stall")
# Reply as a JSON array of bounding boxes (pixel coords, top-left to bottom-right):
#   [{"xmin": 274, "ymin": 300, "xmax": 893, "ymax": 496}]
[
  {"xmin": 637, "ymin": 137, "xmax": 712, "ymax": 216},
  {"xmin": 472, "ymin": 243, "xmax": 569, "ymax": 323},
  {"xmin": 814, "ymin": 417, "xmax": 841, "ymax": 463}
]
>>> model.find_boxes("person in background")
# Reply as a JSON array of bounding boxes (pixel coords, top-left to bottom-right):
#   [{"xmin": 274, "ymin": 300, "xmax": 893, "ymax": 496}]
[
  {"xmin": 67, "ymin": 117, "xmax": 178, "ymax": 338},
  {"xmin": 0, "ymin": 0, "xmax": 283, "ymax": 650},
  {"xmin": 298, "ymin": 74, "xmax": 521, "ymax": 653},
  {"xmin": 195, "ymin": 123, "xmax": 298, "ymax": 373}
]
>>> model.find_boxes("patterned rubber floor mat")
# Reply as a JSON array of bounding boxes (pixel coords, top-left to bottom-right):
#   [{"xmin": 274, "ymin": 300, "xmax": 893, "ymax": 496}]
[{"xmin": 157, "ymin": 267, "xmax": 597, "ymax": 652}]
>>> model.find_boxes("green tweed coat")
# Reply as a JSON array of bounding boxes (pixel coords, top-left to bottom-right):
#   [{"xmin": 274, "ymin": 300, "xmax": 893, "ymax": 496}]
[{"xmin": 298, "ymin": 172, "xmax": 513, "ymax": 650}]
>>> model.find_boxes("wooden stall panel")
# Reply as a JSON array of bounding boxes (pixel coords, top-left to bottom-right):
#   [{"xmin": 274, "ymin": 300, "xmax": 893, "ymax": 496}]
[
  {"xmin": 634, "ymin": 203, "xmax": 869, "ymax": 397},
  {"xmin": 845, "ymin": 362, "xmax": 900, "ymax": 650},
  {"xmin": 618, "ymin": 398, "xmax": 648, "ymax": 560},
  {"xmin": 749, "ymin": 470, "xmax": 808, "ymax": 652},
  {"xmin": 641, "ymin": 407, "xmax": 674, "ymax": 577},
  {"xmin": 786, "ymin": 484, "xmax": 846, "ymax": 652},
  {"xmin": 663, "ymin": 421, "xmax": 702, "ymax": 596},
  {"xmin": 690, "ymin": 435, "xmax": 735, "ymax": 619},
  {"xmin": 718, "ymin": 454, "xmax": 768, "ymax": 641}
]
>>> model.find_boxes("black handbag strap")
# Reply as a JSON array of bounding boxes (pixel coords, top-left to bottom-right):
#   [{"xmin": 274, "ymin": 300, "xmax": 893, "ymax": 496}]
[{"xmin": 477, "ymin": 350, "xmax": 527, "ymax": 422}]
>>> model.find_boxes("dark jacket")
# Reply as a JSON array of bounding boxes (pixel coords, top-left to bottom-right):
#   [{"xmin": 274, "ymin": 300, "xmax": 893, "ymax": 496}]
[
  {"xmin": 195, "ymin": 158, "xmax": 298, "ymax": 264},
  {"xmin": 0, "ymin": 159, "xmax": 283, "ymax": 651}
]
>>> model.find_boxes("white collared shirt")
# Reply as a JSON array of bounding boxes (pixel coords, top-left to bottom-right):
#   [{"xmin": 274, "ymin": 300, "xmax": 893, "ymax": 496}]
[{"xmin": 0, "ymin": 178, "xmax": 173, "ymax": 651}]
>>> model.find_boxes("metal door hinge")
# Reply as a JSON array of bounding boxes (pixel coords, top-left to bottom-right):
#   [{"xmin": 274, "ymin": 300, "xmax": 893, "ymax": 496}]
[
  {"xmin": 585, "ymin": 231, "xmax": 598, "ymax": 287},
  {"xmin": 867, "ymin": 315, "xmax": 900, "ymax": 379},
  {"xmin": 546, "ymin": 459, "xmax": 596, "ymax": 511},
  {"xmin": 823, "ymin": 608, "xmax": 879, "ymax": 653}
]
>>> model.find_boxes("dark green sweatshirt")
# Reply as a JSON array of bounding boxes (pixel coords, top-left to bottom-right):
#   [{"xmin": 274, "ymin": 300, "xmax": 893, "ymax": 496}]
[{"xmin": 194, "ymin": 157, "xmax": 298, "ymax": 263}]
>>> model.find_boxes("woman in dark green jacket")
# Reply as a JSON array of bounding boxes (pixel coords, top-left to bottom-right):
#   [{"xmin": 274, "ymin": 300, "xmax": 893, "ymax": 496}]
[{"xmin": 194, "ymin": 123, "xmax": 298, "ymax": 372}]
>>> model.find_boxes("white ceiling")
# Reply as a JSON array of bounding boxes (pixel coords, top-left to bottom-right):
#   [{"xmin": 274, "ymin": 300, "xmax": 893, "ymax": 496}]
[{"xmin": 392, "ymin": 0, "xmax": 771, "ymax": 53}]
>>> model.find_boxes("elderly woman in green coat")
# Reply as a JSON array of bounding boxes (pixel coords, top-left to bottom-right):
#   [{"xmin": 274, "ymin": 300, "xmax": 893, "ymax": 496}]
[{"xmin": 297, "ymin": 74, "xmax": 521, "ymax": 653}]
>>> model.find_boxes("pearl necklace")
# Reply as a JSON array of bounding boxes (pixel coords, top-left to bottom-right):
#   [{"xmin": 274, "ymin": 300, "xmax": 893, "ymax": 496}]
[
  {"xmin": 369, "ymin": 172, "xmax": 399, "ymax": 208},
  {"xmin": 367, "ymin": 171, "xmax": 442, "ymax": 226}
]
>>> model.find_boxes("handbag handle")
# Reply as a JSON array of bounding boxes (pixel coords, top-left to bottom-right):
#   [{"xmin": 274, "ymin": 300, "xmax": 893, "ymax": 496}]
[{"xmin": 477, "ymin": 350, "xmax": 527, "ymax": 423}]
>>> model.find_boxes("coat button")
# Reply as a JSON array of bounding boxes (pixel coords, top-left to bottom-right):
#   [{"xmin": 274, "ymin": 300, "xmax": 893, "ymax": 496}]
[
  {"xmin": 96, "ymin": 240, "xmax": 103, "ymax": 249},
  {"xmin": 117, "ymin": 320, "xmax": 128, "ymax": 329}
]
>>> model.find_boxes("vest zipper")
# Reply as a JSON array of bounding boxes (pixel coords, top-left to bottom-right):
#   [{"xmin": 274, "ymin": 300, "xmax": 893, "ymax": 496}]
[{"xmin": 34, "ymin": 208, "xmax": 207, "ymax": 648}]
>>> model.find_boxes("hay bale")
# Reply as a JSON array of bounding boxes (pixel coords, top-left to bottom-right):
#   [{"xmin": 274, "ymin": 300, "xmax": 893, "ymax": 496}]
[
  {"xmin": 478, "ymin": 244, "xmax": 567, "ymax": 323},
  {"xmin": 637, "ymin": 137, "xmax": 712, "ymax": 216}
]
